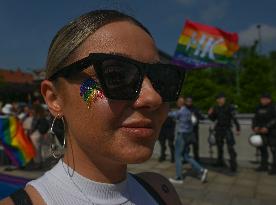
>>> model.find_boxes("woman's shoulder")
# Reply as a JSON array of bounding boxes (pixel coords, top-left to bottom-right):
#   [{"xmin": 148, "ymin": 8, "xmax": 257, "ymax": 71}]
[
  {"xmin": 25, "ymin": 185, "xmax": 47, "ymax": 205},
  {"xmin": 134, "ymin": 172, "xmax": 182, "ymax": 205}
]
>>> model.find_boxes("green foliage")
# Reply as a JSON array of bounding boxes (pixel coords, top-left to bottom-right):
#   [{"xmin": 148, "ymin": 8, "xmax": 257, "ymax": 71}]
[{"xmin": 179, "ymin": 49, "xmax": 276, "ymax": 113}]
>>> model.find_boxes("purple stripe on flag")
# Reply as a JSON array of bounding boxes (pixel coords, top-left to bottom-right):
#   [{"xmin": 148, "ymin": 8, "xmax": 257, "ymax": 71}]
[{"xmin": 0, "ymin": 173, "xmax": 31, "ymax": 185}]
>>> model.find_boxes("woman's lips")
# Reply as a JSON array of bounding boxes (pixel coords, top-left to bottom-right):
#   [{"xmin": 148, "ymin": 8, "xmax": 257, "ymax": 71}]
[{"xmin": 120, "ymin": 120, "xmax": 155, "ymax": 138}]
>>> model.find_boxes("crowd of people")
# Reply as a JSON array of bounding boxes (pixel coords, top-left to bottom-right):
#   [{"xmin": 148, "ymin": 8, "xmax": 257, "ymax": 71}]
[
  {"xmin": 0, "ymin": 101, "xmax": 51, "ymax": 170},
  {"xmin": 157, "ymin": 92, "xmax": 276, "ymax": 184}
]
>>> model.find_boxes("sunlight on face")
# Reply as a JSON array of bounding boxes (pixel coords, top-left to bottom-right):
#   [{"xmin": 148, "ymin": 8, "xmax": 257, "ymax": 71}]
[{"xmin": 56, "ymin": 21, "xmax": 168, "ymax": 164}]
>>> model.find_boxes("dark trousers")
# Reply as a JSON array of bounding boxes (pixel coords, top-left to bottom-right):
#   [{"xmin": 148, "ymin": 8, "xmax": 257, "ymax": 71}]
[
  {"xmin": 192, "ymin": 127, "xmax": 199, "ymax": 161},
  {"xmin": 259, "ymin": 145, "xmax": 276, "ymax": 169},
  {"xmin": 271, "ymin": 146, "xmax": 276, "ymax": 169},
  {"xmin": 159, "ymin": 134, "xmax": 175, "ymax": 161},
  {"xmin": 258, "ymin": 141, "xmax": 269, "ymax": 168},
  {"xmin": 215, "ymin": 129, "xmax": 237, "ymax": 166},
  {"xmin": 259, "ymin": 135, "xmax": 276, "ymax": 169}
]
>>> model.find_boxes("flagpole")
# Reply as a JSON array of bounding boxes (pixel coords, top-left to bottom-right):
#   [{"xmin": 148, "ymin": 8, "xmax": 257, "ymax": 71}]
[
  {"xmin": 236, "ymin": 65, "xmax": 240, "ymax": 96},
  {"xmin": 235, "ymin": 53, "xmax": 241, "ymax": 96}
]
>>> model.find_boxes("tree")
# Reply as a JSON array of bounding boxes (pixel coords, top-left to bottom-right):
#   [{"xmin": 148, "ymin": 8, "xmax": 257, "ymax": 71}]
[{"xmin": 179, "ymin": 49, "xmax": 276, "ymax": 113}]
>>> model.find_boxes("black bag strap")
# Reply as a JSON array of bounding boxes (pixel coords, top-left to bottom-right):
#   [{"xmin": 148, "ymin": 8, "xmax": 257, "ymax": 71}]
[
  {"xmin": 131, "ymin": 174, "xmax": 167, "ymax": 205},
  {"xmin": 10, "ymin": 189, "xmax": 33, "ymax": 205}
]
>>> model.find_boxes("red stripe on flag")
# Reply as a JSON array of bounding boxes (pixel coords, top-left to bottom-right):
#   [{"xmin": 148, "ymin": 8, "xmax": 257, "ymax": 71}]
[{"xmin": 184, "ymin": 20, "xmax": 238, "ymax": 43}]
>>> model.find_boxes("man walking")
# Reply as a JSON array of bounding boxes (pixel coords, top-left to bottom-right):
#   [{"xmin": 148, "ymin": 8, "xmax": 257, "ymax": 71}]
[{"xmin": 169, "ymin": 97, "xmax": 208, "ymax": 184}]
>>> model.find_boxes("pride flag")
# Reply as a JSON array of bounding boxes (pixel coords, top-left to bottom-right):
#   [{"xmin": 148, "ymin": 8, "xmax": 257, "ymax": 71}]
[
  {"xmin": 0, "ymin": 116, "xmax": 36, "ymax": 167},
  {"xmin": 173, "ymin": 20, "xmax": 239, "ymax": 69}
]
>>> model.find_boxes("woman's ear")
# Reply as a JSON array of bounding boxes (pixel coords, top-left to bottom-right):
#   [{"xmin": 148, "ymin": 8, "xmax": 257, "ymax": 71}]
[{"xmin": 41, "ymin": 80, "xmax": 62, "ymax": 116}]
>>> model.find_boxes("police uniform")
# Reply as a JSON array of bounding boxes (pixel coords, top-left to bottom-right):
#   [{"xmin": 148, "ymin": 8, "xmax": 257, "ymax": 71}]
[
  {"xmin": 252, "ymin": 103, "xmax": 276, "ymax": 173},
  {"xmin": 158, "ymin": 116, "xmax": 175, "ymax": 162},
  {"xmin": 209, "ymin": 104, "xmax": 240, "ymax": 171}
]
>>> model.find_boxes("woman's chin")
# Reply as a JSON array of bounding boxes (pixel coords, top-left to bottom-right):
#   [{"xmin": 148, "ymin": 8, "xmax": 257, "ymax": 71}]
[{"xmin": 117, "ymin": 146, "xmax": 154, "ymax": 164}]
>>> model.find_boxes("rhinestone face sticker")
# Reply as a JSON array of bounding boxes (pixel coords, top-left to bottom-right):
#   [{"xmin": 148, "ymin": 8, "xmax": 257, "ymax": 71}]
[{"xmin": 80, "ymin": 78, "xmax": 104, "ymax": 108}]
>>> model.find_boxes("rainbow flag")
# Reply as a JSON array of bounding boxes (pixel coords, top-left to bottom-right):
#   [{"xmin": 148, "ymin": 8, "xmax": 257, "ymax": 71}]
[
  {"xmin": 0, "ymin": 116, "xmax": 36, "ymax": 167},
  {"xmin": 172, "ymin": 20, "xmax": 239, "ymax": 69}
]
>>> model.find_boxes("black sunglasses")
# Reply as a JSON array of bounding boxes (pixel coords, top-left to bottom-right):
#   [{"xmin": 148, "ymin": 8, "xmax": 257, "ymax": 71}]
[{"xmin": 49, "ymin": 53, "xmax": 185, "ymax": 102}]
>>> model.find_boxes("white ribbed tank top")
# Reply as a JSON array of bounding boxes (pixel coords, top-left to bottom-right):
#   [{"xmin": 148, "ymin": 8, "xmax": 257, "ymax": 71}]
[{"xmin": 27, "ymin": 160, "xmax": 158, "ymax": 205}]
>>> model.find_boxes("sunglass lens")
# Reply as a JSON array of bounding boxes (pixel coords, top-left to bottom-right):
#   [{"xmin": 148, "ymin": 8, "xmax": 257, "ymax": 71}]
[
  {"xmin": 148, "ymin": 65, "xmax": 184, "ymax": 102},
  {"xmin": 99, "ymin": 60, "xmax": 141, "ymax": 100}
]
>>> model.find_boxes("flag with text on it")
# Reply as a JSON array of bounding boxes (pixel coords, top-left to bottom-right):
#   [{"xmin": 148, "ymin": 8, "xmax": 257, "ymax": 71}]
[{"xmin": 172, "ymin": 20, "xmax": 239, "ymax": 69}]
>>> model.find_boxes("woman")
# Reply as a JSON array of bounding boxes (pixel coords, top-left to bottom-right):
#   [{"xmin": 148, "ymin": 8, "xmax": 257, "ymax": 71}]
[
  {"xmin": 28, "ymin": 104, "xmax": 50, "ymax": 169},
  {"xmin": 1, "ymin": 10, "xmax": 184, "ymax": 205}
]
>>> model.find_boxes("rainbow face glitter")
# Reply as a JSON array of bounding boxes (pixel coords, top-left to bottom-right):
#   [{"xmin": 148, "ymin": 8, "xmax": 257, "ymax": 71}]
[{"xmin": 80, "ymin": 78, "xmax": 104, "ymax": 108}]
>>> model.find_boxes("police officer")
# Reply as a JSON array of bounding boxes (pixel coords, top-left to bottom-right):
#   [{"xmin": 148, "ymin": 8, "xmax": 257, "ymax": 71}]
[
  {"xmin": 185, "ymin": 96, "xmax": 205, "ymax": 162},
  {"xmin": 252, "ymin": 93, "xmax": 276, "ymax": 174},
  {"xmin": 208, "ymin": 93, "xmax": 240, "ymax": 172},
  {"xmin": 158, "ymin": 115, "xmax": 175, "ymax": 162}
]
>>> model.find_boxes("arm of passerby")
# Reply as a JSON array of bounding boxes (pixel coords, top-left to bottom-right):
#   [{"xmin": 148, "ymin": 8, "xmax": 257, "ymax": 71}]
[
  {"xmin": 253, "ymin": 127, "xmax": 260, "ymax": 133},
  {"xmin": 252, "ymin": 119, "xmax": 258, "ymax": 131},
  {"xmin": 208, "ymin": 107, "xmax": 216, "ymax": 121},
  {"xmin": 265, "ymin": 105, "xmax": 276, "ymax": 131},
  {"xmin": 30, "ymin": 118, "xmax": 38, "ymax": 133},
  {"xmin": 252, "ymin": 106, "xmax": 259, "ymax": 133},
  {"xmin": 231, "ymin": 108, "xmax": 241, "ymax": 133},
  {"xmin": 259, "ymin": 127, "xmax": 269, "ymax": 134},
  {"xmin": 233, "ymin": 118, "xmax": 240, "ymax": 133},
  {"xmin": 195, "ymin": 108, "xmax": 205, "ymax": 121},
  {"xmin": 168, "ymin": 110, "xmax": 179, "ymax": 119}
]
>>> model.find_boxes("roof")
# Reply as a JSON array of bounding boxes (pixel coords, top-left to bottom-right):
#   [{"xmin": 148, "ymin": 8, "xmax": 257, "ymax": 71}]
[
  {"xmin": 158, "ymin": 50, "xmax": 172, "ymax": 63},
  {"xmin": 0, "ymin": 69, "xmax": 34, "ymax": 84}
]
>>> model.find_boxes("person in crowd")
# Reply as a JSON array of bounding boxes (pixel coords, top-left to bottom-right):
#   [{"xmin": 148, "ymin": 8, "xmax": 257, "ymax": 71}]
[
  {"xmin": 169, "ymin": 97, "xmax": 208, "ymax": 184},
  {"xmin": 252, "ymin": 93, "xmax": 276, "ymax": 174},
  {"xmin": 158, "ymin": 115, "xmax": 175, "ymax": 162},
  {"xmin": 0, "ymin": 9, "xmax": 184, "ymax": 204},
  {"xmin": 0, "ymin": 103, "xmax": 16, "ymax": 168},
  {"xmin": 17, "ymin": 105, "xmax": 30, "ymax": 122},
  {"xmin": 22, "ymin": 106, "xmax": 34, "ymax": 137},
  {"xmin": 28, "ymin": 104, "xmax": 50, "ymax": 170},
  {"xmin": 1, "ymin": 103, "xmax": 15, "ymax": 116},
  {"xmin": 185, "ymin": 96, "xmax": 204, "ymax": 162},
  {"xmin": 208, "ymin": 93, "xmax": 240, "ymax": 172}
]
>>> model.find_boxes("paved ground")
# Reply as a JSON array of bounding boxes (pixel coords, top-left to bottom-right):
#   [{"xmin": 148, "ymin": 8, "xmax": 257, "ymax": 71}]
[
  {"xmin": 1, "ymin": 155, "xmax": 276, "ymax": 205},
  {"xmin": 129, "ymin": 157, "xmax": 276, "ymax": 205}
]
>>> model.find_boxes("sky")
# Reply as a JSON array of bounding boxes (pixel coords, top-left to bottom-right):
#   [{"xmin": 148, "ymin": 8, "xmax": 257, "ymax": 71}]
[{"xmin": 0, "ymin": 0, "xmax": 276, "ymax": 70}]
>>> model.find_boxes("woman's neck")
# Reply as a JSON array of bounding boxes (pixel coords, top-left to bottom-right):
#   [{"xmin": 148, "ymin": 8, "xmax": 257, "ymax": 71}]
[{"xmin": 62, "ymin": 137, "xmax": 127, "ymax": 184}]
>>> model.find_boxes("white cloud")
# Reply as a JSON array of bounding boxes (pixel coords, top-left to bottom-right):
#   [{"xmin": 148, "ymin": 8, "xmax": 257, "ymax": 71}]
[
  {"xmin": 239, "ymin": 24, "xmax": 276, "ymax": 46},
  {"xmin": 200, "ymin": 1, "xmax": 229, "ymax": 23}
]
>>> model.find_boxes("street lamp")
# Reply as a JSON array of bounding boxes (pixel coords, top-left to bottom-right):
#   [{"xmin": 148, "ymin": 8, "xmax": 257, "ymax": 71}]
[{"xmin": 256, "ymin": 24, "xmax": 262, "ymax": 54}]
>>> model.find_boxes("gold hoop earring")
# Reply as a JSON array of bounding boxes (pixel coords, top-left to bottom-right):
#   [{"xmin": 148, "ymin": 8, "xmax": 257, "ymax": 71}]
[{"xmin": 49, "ymin": 114, "xmax": 65, "ymax": 159}]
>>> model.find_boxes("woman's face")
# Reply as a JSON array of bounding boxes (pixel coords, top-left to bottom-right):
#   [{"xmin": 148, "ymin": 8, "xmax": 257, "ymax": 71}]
[{"xmin": 46, "ymin": 21, "xmax": 169, "ymax": 164}]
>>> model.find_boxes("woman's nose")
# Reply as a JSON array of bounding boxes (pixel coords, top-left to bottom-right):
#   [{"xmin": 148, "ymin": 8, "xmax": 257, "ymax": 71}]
[{"xmin": 132, "ymin": 77, "xmax": 163, "ymax": 111}]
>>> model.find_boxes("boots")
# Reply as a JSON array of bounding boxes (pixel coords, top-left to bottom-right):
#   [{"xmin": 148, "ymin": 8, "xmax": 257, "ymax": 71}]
[{"xmin": 255, "ymin": 165, "xmax": 268, "ymax": 172}]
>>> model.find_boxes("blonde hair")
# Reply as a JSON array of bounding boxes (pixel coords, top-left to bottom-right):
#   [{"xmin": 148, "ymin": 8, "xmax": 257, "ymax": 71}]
[{"xmin": 46, "ymin": 10, "xmax": 151, "ymax": 79}]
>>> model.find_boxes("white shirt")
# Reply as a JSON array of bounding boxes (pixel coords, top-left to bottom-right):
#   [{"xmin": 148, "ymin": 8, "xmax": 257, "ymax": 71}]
[{"xmin": 27, "ymin": 160, "xmax": 158, "ymax": 205}]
